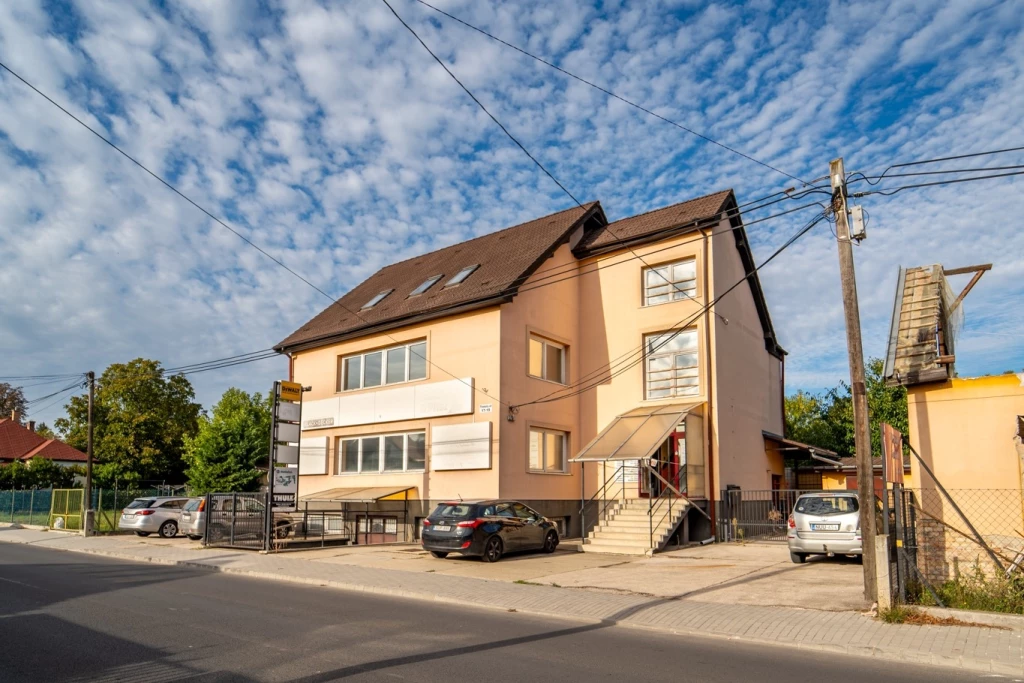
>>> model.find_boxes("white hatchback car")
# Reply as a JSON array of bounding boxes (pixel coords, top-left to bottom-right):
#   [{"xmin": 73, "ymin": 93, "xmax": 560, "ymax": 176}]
[
  {"xmin": 787, "ymin": 492, "xmax": 862, "ymax": 563},
  {"xmin": 117, "ymin": 497, "xmax": 189, "ymax": 538}
]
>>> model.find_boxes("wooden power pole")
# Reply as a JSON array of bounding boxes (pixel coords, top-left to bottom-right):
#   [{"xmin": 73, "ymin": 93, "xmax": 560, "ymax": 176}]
[{"xmin": 830, "ymin": 157, "xmax": 877, "ymax": 603}]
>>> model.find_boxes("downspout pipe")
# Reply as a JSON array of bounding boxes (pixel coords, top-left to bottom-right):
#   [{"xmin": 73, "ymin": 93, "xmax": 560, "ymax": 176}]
[{"xmin": 703, "ymin": 228, "xmax": 716, "ymax": 529}]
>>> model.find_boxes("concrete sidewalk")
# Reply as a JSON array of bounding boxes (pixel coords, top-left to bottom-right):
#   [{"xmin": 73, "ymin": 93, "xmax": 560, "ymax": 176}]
[{"xmin": 2, "ymin": 526, "xmax": 1022, "ymax": 676}]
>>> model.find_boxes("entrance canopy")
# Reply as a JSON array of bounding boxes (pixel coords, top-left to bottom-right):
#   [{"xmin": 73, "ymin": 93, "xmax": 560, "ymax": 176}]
[
  {"xmin": 298, "ymin": 486, "xmax": 416, "ymax": 503},
  {"xmin": 570, "ymin": 403, "xmax": 700, "ymax": 462}
]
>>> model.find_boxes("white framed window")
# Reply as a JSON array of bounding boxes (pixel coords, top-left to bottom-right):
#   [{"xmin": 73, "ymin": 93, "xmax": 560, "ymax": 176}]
[
  {"xmin": 339, "ymin": 340, "xmax": 427, "ymax": 391},
  {"xmin": 529, "ymin": 428, "xmax": 568, "ymax": 473},
  {"xmin": 409, "ymin": 274, "xmax": 442, "ymax": 297},
  {"xmin": 645, "ymin": 329, "xmax": 699, "ymax": 399},
  {"xmin": 644, "ymin": 259, "xmax": 697, "ymax": 305},
  {"xmin": 528, "ymin": 335, "xmax": 566, "ymax": 384},
  {"xmin": 444, "ymin": 264, "xmax": 479, "ymax": 287},
  {"xmin": 362, "ymin": 289, "xmax": 393, "ymax": 309},
  {"xmin": 336, "ymin": 431, "xmax": 426, "ymax": 474}
]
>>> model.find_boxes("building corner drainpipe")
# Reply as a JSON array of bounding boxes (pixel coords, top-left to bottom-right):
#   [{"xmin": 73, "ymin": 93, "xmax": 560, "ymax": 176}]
[{"xmin": 703, "ymin": 227, "xmax": 716, "ymax": 530}]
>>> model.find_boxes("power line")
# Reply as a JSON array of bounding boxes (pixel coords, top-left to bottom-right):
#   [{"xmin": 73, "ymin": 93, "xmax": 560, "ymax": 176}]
[
  {"xmin": 517, "ymin": 209, "xmax": 829, "ymax": 408},
  {"xmin": 852, "ymin": 169, "xmax": 1024, "ymax": 198},
  {"xmin": 411, "ymin": 0, "xmax": 809, "ymax": 186},
  {"xmin": 25, "ymin": 378, "xmax": 87, "ymax": 406},
  {"xmin": 0, "ymin": 59, "xmax": 502, "ymax": 409},
  {"xmin": 847, "ymin": 145, "xmax": 1024, "ymax": 186}
]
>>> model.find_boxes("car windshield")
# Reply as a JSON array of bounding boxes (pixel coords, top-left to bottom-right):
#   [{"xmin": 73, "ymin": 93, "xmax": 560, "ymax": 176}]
[
  {"xmin": 126, "ymin": 499, "xmax": 154, "ymax": 509},
  {"xmin": 184, "ymin": 499, "xmax": 202, "ymax": 511},
  {"xmin": 430, "ymin": 503, "xmax": 475, "ymax": 519},
  {"xmin": 796, "ymin": 496, "xmax": 858, "ymax": 516}
]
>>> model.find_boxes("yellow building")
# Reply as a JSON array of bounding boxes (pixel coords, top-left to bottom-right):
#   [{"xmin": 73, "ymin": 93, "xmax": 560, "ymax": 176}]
[
  {"xmin": 883, "ymin": 263, "xmax": 1024, "ymax": 580},
  {"xmin": 275, "ymin": 191, "xmax": 788, "ymax": 552}
]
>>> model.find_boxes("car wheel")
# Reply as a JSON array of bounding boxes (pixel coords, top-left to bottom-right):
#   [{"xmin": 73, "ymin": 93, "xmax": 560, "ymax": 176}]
[
  {"xmin": 430, "ymin": 551, "xmax": 448, "ymax": 559},
  {"xmin": 159, "ymin": 521, "xmax": 178, "ymax": 539},
  {"xmin": 543, "ymin": 531, "xmax": 558, "ymax": 554},
  {"xmin": 188, "ymin": 535, "xmax": 202, "ymax": 541},
  {"xmin": 135, "ymin": 531, "xmax": 151, "ymax": 537},
  {"xmin": 275, "ymin": 522, "xmax": 290, "ymax": 540},
  {"xmin": 790, "ymin": 551, "xmax": 807, "ymax": 564},
  {"xmin": 481, "ymin": 536, "xmax": 503, "ymax": 563}
]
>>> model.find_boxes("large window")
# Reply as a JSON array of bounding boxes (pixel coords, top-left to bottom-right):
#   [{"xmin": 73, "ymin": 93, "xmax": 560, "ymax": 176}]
[
  {"xmin": 645, "ymin": 329, "xmax": 699, "ymax": 399},
  {"xmin": 528, "ymin": 335, "xmax": 565, "ymax": 384},
  {"xmin": 529, "ymin": 428, "xmax": 568, "ymax": 473},
  {"xmin": 336, "ymin": 431, "xmax": 426, "ymax": 474},
  {"xmin": 340, "ymin": 340, "xmax": 427, "ymax": 391},
  {"xmin": 644, "ymin": 259, "xmax": 697, "ymax": 305}
]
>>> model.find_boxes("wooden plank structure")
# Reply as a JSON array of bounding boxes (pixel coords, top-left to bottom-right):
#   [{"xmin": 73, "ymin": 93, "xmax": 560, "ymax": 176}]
[{"xmin": 883, "ymin": 263, "xmax": 991, "ymax": 387}]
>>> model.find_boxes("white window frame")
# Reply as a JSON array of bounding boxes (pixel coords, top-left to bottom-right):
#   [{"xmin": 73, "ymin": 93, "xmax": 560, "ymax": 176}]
[
  {"xmin": 444, "ymin": 264, "xmax": 479, "ymax": 287},
  {"xmin": 643, "ymin": 258, "xmax": 697, "ymax": 306},
  {"xmin": 528, "ymin": 427, "xmax": 569, "ymax": 474},
  {"xmin": 528, "ymin": 335, "xmax": 566, "ymax": 384},
  {"xmin": 336, "ymin": 431, "xmax": 426, "ymax": 475},
  {"xmin": 339, "ymin": 340, "xmax": 427, "ymax": 391},
  {"xmin": 362, "ymin": 289, "xmax": 394, "ymax": 310},
  {"xmin": 644, "ymin": 329, "xmax": 700, "ymax": 400}
]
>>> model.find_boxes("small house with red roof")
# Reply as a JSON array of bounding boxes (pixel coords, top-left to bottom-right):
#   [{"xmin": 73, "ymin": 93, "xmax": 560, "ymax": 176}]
[{"xmin": 0, "ymin": 414, "xmax": 87, "ymax": 467}]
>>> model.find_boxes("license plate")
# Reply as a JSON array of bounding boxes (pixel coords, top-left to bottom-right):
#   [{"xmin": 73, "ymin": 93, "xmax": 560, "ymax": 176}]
[
  {"xmin": 434, "ymin": 525, "xmax": 452, "ymax": 532},
  {"xmin": 181, "ymin": 513, "xmax": 191, "ymax": 520},
  {"xmin": 122, "ymin": 514, "xmax": 133, "ymax": 519},
  {"xmin": 811, "ymin": 523, "xmax": 840, "ymax": 531}
]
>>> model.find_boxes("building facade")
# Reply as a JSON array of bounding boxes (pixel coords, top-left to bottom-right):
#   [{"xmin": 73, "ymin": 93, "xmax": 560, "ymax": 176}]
[{"xmin": 276, "ymin": 191, "xmax": 787, "ymax": 547}]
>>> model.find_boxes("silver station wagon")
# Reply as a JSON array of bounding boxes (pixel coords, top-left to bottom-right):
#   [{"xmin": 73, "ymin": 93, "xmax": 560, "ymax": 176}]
[{"xmin": 787, "ymin": 492, "xmax": 862, "ymax": 563}]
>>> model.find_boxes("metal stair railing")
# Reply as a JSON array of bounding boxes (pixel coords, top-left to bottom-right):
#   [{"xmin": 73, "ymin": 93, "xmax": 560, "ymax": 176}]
[
  {"xmin": 646, "ymin": 465, "xmax": 711, "ymax": 551},
  {"xmin": 580, "ymin": 463, "xmax": 638, "ymax": 543}
]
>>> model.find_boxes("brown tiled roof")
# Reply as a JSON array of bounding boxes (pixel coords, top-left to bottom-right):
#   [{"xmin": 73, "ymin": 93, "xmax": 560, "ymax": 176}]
[
  {"xmin": 277, "ymin": 203, "xmax": 603, "ymax": 351},
  {"xmin": 574, "ymin": 190, "xmax": 732, "ymax": 254},
  {"xmin": 0, "ymin": 418, "xmax": 87, "ymax": 463},
  {"xmin": 0, "ymin": 418, "xmax": 45, "ymax": 460}
]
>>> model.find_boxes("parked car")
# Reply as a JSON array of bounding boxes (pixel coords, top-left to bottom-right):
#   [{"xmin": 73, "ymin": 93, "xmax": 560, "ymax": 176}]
[
  {"xmin": 118, "ymin": 497, "xmax": 190, "ymax": 538},
  {"xmin": 421, "ymin": 500, "xmax": 559, "ymax": 562},
  {"xmin": 787, "ymin": 491, "xmax": 862, "ymax": 563},
  {"xmin": 179, "ymin": 497, "xmax": 205, "ymax": 540},
  {"xmin": 203, "ymin": 495, "xmax": 292, "ymax": 543}
]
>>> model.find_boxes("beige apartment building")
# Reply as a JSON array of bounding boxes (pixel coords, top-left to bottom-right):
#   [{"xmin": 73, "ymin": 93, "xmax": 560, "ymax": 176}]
[{"xmin": 275, "ymin": 190, "xmax": 787, "ymax": 552}]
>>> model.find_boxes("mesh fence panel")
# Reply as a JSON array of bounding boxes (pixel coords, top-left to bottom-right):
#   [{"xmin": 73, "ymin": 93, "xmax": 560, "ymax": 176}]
[{"xmin": 902, "ymin": 488, "xmax": 1024, "ymax": 585}]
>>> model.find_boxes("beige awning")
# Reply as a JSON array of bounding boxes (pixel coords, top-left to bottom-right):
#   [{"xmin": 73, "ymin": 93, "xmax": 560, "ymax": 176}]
[
  {"xmin": 298, "ymin": 486, "xmax": 416, "ymax": 503},
  {"xmin": 570, "ymin": 403, "xmax": 699, "ymax": 462}
]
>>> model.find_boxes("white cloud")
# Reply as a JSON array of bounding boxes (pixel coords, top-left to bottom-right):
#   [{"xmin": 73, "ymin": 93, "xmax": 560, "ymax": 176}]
[{"xmin": 0, "ymin": 0, "xmax": 1022, "ymax": 423}]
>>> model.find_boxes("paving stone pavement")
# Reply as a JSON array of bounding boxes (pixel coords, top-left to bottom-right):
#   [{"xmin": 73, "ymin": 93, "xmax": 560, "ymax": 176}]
[{"xmin": 2, "ymin": 526, "xmax": 1022, "ymax": 676}]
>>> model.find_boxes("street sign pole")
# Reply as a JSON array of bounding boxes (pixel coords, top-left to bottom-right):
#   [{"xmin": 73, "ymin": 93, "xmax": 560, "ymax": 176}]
[{"xmin": 265, "ymin": 381, "xmax": 279, "ymax": 552}]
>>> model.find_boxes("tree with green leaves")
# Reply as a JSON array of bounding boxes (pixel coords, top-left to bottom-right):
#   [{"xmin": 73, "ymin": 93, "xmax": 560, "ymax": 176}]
[
  {"xmin": 184, "ymin": 388, "xmax": 271, "ymax": 495},
  {"xmin": 784, "ymin": 358, "xmax": 908, "ymax": 459},
  {"xmin": 34, "ymin": 423, "xmax": 56, "ymax": 440},
  {"xmin": 0, "ymin": 383, "xmax": 28, "ymax": 423},
  {"xmin": 55, "ymin": 359, "xmax": 201, "ymax": 487}
]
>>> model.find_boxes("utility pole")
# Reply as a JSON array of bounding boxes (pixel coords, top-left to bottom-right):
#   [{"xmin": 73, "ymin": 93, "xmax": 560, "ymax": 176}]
[
  {"xmin": 830, "ymin": 158, "xmax": 877, "ymax": 603},
  {"xmin": 84, "ymin": 371, "xmax": 95, "ymax": 536}
]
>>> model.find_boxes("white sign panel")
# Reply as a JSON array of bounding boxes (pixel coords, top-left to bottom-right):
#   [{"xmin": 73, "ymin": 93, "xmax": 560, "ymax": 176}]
[
  {"xmin": 299, "ymin": 436, "xmax": 329, "ymax": 475},
  {"xmin": 431, "ymin": 422, "xmax": 491, "ymax": 471},
  {"xmin": 272, "ymin": 466, "xmax": 298, "ymax": 511},
  {"xmin": 276, "ymin": 421, "xmax": 300, "ymax": 444},
  {"xmin": 276, "ymin": 401, "xmax": 301, "ymax": 422},
  {"xmin": 479, "ymin": 404, "xmax": 493, "ymax": 414},
  {"xmin": 274, "ymin": 444, "xmax": 299, "ymax": 465},
  {"xmin": 301, "ymin": 378, "xmax": 475, "ymax": 431}
]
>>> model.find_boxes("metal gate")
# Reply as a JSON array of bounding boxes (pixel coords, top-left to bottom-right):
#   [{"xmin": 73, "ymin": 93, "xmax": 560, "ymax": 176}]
[
  {"xmin": 716, "ymin": 489, "xmax": 828, "ymax": 542},
  {"xmin": 203, "ymin": 492, "xmax": 269, "ymax": 550},
  {"xmin": 48, "ymin": 489, "xmax": 84, "ymax": 531}
]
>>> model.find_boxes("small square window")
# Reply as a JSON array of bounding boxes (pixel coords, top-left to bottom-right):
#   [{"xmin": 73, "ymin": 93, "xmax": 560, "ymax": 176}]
[
  {"xmin": 529, "ymin": 428, "xmax": 568, "ymax": 474},
  {"xmin": 528, "ymin": 335, "xmax": 566, "ymax": 384}
]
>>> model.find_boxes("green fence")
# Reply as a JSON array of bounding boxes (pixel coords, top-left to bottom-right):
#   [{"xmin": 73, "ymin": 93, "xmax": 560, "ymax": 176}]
[
  {"xmin": 1, "ymin": 487, "xmax": 167, "ymax": 532},
  {"xmin": 0, "ymin": 488, "xmax": 55, "ymax": 526}
]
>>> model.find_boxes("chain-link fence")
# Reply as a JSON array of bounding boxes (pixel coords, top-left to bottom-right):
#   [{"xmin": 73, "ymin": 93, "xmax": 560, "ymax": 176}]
[
  {"xmin": 899, "ymin": 488, "xmax": 1024, "ymax": 586},
  {"xmin": 0, "ymin": 488, "xmax": 55, "ymax": 526}
]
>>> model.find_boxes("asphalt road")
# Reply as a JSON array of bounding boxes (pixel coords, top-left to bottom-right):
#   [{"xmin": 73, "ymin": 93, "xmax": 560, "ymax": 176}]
[{"xmin": 0, "ymin": 543, "xmax": 991, "ymax": 682}]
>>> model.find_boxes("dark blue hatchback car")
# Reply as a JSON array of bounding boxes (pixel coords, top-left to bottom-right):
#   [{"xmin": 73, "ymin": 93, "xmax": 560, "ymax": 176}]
[{"xmin": 421, "ymin": 500, "xmax": 559, "ymax": 562}]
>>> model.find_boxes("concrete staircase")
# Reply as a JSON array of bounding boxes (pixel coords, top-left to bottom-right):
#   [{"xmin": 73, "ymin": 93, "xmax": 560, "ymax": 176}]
[{"xmin": 582, "ymin": 498, "xmax": 690, "ymax": 556}]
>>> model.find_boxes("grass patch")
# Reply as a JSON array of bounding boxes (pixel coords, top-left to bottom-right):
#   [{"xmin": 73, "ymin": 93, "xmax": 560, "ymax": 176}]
[
  {"xmin": 514, "ymin": 579, "xmax": 543, "ymax": 586},
  {"xmin": 917, "ymin": 560, "xmax": 1024, "ymax": 615},
  {"xmin": 879, "ymin": 604, "xmax": 1007, "ymax": 629}
]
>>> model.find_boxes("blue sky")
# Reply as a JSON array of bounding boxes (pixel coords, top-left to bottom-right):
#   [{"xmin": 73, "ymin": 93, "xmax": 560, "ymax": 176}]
[{"xmin": 1, "ymin": 0, "xmax": 1022, "ymax": 424}]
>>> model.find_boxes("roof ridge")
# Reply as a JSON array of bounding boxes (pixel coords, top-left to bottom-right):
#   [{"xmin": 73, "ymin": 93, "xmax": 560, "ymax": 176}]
[
  {"xmin": 374, "ymin": 202, "xmax": 598, "ymax": 274},
  {"xmin": 604, "ymin": 189, "xmax": 731, "ymax": 225}
]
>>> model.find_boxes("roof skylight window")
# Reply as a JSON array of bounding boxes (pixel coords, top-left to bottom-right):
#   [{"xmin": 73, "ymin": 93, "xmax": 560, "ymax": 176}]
[
  {"xmin": 409, "ymin": 274, "xmax": 443, "ymax": 297},
  {"xmin": 444, "ymin": 265, "xmax": 479, "ymax": 287},
  {"xmin": 361, "ymin": 289, "xmax": 394, "ymax": 310}
]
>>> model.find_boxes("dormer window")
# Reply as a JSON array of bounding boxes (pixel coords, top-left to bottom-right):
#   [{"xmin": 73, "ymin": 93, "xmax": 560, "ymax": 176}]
[
  {"xmin": 361, "ymin": 289, "xmax": 393, "ymax": 310},
  {"xmin": 409, "ymin": 275, "xmax": 443, "ymax": 297},
  {"xmin": 444, "ymin": 264, "xmax": 479, "ymax": 287}
]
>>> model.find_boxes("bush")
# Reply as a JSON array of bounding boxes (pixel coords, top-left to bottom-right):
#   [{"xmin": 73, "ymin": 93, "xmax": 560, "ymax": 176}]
[{"xmin": 919, "ymin": 560, "xmax": 1024, "ymax": 614}]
